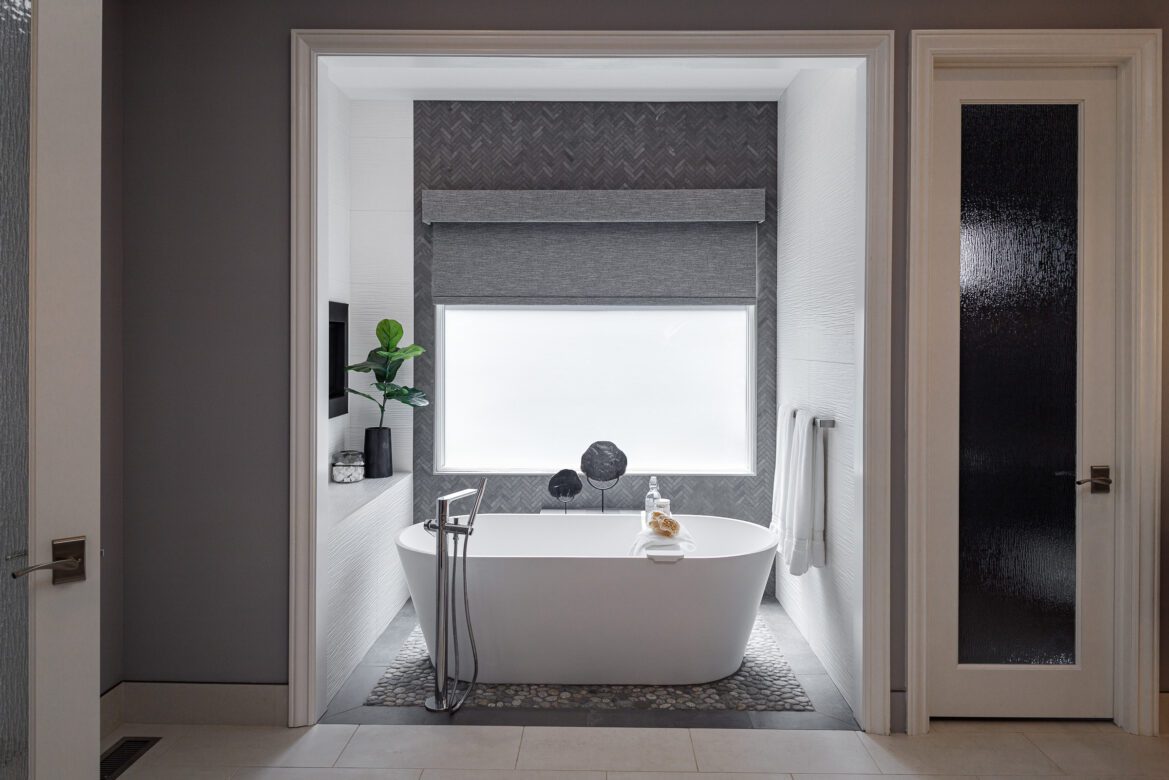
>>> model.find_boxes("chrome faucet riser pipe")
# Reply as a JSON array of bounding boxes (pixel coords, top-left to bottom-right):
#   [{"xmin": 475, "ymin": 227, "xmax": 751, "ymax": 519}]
[{"xmin": 425, "ymin": 478, "xmax": 487, "ymax": 714}]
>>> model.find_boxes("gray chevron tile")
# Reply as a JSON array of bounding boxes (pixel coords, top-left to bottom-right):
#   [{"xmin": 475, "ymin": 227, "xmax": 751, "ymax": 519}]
[{"xmin": 411, "ymin": 102, "xmax": 778, "ymax": 581}]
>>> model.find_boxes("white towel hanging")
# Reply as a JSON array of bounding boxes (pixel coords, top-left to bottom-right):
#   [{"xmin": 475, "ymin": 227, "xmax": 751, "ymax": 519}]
[
  {"xmin": 782, "ymin": 409, "xmax": 826, "ymax": 575},
  {"xmin": 771, "ymin": 403, "xmax": 797, "ymax": 541}
]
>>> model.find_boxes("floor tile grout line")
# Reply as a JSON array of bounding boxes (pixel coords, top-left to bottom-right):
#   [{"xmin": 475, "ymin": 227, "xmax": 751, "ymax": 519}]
[
  {"xmin": 330, "ymin": 722, "xmax": 360, "ymax": 768},
  {"xmin": 686, "ymin": 725, "xmax": 699, "ymax": 771},
  {"xmin": 516, "ymin": 723, "xmax": 527, "ymax": 769},
  {"xmin": 1020, "ymin": 730, "xmax": 1076, "ymax": 776},
  {"xmin": 850, "ymin": 728, "xmax": 887, "ymax": 774}
]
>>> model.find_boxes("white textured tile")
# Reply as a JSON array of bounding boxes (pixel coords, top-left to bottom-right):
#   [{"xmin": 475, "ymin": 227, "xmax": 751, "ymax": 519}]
[
  {"xmin": 422, "ymin": 771, "xmax": 603, "ymax": 780},
  {"xmin": 352, "ymin": 100, "xmax": 413, "ymax": 139},
  {"xmin": 322, "ymin": 474, "xmax": 413, "ymax": 699},
  {"xmin": 516, "ymin": 727, "xmax": 695, "ymax": 772},
  {"xmin": 232, "ymin": 770, "xmax": 421, "ymax": 779},
  {"xmin": 337, "ymin": 725, "xmax": 522, "ymax": 769},
  {"xmin": 1023, "ymin": 733, "xmax": 1169, "ymax": 777},
  {"xmin": 775, "ymin": 68, "xmax": 863, "ymax": 366},
  {"xmin": 351, "ymin": 137, "xmax": 413, "ymax": 211},
  {"xmin": 691, "ymin": 730, "xmax": 877, "ymax": 774},
  {"xmin": 859, "ymin": 733, "xmax": 1063, "ymax": 775},
  {"xmin": 134, "ymin": 725, "xmax": 357, "ymax": 769},
  {"xmin": 347, "ymin": 208, "xmax": 415, "ymax": 461}
]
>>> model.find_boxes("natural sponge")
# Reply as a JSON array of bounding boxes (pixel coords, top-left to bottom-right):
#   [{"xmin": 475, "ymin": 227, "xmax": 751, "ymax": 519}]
[{"xmin": 648, "ymin": 510, "xmax": 680, "ymax": 538}]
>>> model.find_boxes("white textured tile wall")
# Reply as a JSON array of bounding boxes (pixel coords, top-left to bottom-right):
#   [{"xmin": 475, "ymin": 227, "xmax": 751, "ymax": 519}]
[
  {"xmin": 313, "ymin": 88, "xmax": 417, "ymax": 715},
  {"xmin": 773, "ymin": 67, "xmax": 866, "ymax": 713},
  {"xmin": 324, "ymin": 475, "xmax": 414, "ymax": 700},
  {"xmin": 347, "ymin": 101, "xmax": 415, "ymax": 471},
  {"xmin": 318, "ymin": 73, "xmax": 351, "ymax": 459}
]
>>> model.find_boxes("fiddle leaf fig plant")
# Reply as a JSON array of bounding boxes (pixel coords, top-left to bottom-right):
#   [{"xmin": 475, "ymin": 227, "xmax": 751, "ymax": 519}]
[{"xmin": 347, "ymin": 318, "xmax": 429, "ymax": 427}]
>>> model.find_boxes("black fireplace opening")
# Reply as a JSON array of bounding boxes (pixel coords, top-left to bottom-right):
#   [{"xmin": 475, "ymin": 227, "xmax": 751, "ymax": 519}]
[{"xmin": 329, "ymin": 301, "xmax": 348, "ymax": 419}]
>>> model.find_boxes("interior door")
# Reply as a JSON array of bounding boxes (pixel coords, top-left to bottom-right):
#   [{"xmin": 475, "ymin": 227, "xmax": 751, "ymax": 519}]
[
  {"xmin": 924, "ymin": 67, "xmax": 1118, "ymax": 717},
  {"xmin": 1, "ymin": 0, "xmax": 103, "ymax": 776}
]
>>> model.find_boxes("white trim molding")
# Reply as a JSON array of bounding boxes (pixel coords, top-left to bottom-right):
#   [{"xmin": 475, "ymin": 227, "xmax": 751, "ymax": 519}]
[
  {"xmin": 907, "ymin": 29, "xmax": 1162, "ymax": 736},
  {"xmin": 290, "ymin": 29, "xmax": 894, "ymax": 732}
]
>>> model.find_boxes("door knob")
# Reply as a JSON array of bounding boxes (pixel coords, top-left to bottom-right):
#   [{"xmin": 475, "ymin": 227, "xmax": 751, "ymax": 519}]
[
  {"xmin": 1075, "ymin": 466, "xmax": 1112, "ymax": 494},
  {"xmin": 9, "ymin": 536, "xmax": 86, "ymax": 584}
]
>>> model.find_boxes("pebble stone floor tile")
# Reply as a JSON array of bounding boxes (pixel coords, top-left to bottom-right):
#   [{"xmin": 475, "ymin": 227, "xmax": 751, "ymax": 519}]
[{"xmin": 366, "ymin": 616, "xmax": 813, "ymax": 711}]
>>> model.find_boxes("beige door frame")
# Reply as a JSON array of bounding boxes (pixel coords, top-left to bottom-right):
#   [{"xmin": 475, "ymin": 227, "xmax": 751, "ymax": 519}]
[
  {"xmin": 907, "ymin": 29, "xmax": 1162, "ymax": 736},
  {"xmin": 289, "ymin": 29, "xmax": 895, "ymax": 732},
  {"xmin": 27, "ymin": 0, "xmax": 104, "ymax": 774}
]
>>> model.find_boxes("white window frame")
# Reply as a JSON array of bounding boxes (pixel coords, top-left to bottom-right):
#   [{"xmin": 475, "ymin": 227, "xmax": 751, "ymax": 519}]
[{"xmin": 432, "ymin": 303, "xmax": 758, "ymax": 476}]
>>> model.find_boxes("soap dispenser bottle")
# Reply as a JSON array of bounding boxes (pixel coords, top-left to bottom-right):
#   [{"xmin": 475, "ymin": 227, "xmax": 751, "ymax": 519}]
[{"xmin": 644, "ymin": 476, "xmax": 661, "ymax": 519}]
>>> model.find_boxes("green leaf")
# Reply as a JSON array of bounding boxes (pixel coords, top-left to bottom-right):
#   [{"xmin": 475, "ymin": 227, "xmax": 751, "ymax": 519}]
[
  {"xmin": 381, "ymin": 359, "xmax": 403, "ymax": 383},
  {"xmin": 347, "ymin": 388, "xmax": 383, "ymax": 407},
  {"xmin": 376, "ymin": 344, "xmax": 425, "ymax": 362},
  {"xmin": 376, "ymin": 319, "xmax": 404, "ymax": 350},
  {"xmin": 398, "ymin": 387, "xmax": 430, "ymax": 408}
]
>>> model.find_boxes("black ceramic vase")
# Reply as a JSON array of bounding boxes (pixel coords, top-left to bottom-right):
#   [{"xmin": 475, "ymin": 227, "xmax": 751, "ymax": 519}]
[{"xmin": 364, "ymin": 427, "xmax": 393, "ymax": 478}]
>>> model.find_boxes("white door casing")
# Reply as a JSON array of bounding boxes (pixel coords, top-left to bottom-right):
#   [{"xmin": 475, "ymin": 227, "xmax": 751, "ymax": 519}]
[
  {"xmin": 908, "ymin": 30, "xmax": 1162, "ymax": 736},
  {"xmin": 28, "ymin": 0, "xmax": 103, "ymax": 775},
  {"xmin": 924, "ymin": 68, "xmax": 1117, "ymax": 718},
  {"xmin": 290, "ymin": 30, "xmax": 894, "ymax": 732}
]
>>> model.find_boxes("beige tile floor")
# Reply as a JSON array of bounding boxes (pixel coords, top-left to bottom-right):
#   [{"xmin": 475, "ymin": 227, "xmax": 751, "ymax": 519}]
[{"xmin": 102, "ymin": 720, "xmax": 1169, "ymax": 779}]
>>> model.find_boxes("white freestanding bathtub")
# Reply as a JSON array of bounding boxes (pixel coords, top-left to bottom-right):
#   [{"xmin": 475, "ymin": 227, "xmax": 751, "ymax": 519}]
[{"xmin": 396, "ymin": 513, "xmax": 777, "ymax": 685}]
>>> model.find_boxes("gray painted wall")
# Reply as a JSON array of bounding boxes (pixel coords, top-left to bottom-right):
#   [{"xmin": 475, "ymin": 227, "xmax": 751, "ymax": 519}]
[
  {"xmin": 412, "ymin": 101, "xmax": 779, "ymax": 537},
  {"xmin": 109, "ymin": 0, "xmax": 1169, "ymax": 703}
]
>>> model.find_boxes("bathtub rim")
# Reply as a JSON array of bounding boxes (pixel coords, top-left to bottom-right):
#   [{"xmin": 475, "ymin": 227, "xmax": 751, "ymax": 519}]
[{"xmin": 395, "ymin": 511, "xmax": 779, "ymax": 561}]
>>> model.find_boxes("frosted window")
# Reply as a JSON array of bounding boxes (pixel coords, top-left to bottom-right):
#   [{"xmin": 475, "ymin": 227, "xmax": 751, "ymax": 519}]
[{"xmin": 436, "ymin": 305, "xmax": 754, "ymax": 474}]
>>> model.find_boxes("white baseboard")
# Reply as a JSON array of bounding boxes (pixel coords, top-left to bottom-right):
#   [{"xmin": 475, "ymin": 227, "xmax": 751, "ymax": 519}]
[
  {"xmin": 119, "ymin": 682, "xmax": 288, "ymax": 726},
  {"xmin": 101, "ymin": 683, "xmax": 125, "ymax": 739}
]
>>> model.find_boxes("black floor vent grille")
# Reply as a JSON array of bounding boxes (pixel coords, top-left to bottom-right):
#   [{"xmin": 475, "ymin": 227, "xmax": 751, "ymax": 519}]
[{"xmin": 100, "ymin": 737, "xmax": 160, "ymax": 779}]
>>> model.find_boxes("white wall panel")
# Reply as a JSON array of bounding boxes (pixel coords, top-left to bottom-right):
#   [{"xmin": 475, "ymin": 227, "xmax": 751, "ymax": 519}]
[
  {"xmin": 347, "ymin": 102, "xmax": 415, "ymax": 470},
  {"xmin": 774, "ymin": 67, "xmax": 866, "ymax": 713}
]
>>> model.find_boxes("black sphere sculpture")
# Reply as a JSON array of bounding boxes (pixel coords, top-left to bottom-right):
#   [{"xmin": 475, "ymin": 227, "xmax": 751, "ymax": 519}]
[
  {"xmin": 548, "ymin": 469, "xmax": 583, "ymax": 514},
  {"xmin": 580, "ymin": 440, "xmax": 627, "ymax": 513}
]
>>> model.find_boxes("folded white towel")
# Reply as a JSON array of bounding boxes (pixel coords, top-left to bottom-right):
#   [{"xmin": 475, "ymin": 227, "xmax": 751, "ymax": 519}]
[
  {"xmin": 630, "ymin": 520, "xmax": 697, "ymax": 557},
  {"xmin": 771, "ymin": 402, "xmax": 797, "ymax": 539},
  {"xmin": 782, "ymin": 409, "xmax": 826, "ymax": 575}
]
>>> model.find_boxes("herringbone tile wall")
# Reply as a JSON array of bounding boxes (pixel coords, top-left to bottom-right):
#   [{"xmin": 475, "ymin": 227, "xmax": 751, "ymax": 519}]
[{"xmin": 412, "ymin": 101, "xmax": 778, "ymax": 553}]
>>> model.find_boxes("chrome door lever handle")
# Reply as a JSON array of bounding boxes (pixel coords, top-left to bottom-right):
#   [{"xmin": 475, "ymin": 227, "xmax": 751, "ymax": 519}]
[
  {"xmin": 8, "ymin": 536, "xmax": 86, "ymax": 584},
  {"xmin": 11, "ymin": 557, "xmax": 80, "ymax": 579},
  {"xmin": 1075, "ymin": 466, "xmax": 1112, "ymax": 494}
]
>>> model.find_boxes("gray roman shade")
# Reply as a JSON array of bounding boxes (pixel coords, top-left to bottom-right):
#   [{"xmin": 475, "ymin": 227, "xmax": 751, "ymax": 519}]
[{"xmin": 422, "ymin": 189, "xmax": 765, "ymax": 304}]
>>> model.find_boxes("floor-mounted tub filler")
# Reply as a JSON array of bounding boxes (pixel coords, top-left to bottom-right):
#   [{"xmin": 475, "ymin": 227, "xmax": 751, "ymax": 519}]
[{"xmin": 397, "ymin": 510, "xmax": 778, "ymax": 687}]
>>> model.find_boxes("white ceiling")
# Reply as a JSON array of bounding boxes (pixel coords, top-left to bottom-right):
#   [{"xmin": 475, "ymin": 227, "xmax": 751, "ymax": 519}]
[{"xmin": 321, "ymin": 55, "xmax": 863, "ymax": 102}]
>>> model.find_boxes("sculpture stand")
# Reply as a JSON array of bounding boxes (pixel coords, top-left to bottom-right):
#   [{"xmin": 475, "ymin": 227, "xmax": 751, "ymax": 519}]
[{"xmin": 586, "ymin": 475, "xmax": 620, "ymax": 513}]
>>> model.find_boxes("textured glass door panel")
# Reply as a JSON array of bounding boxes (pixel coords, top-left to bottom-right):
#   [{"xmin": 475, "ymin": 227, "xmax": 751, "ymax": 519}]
[
  {"xmin": 0, "ymin": 0, "xmax": 30, "ymax": 777},
  {"xmin": 958, "ymin": 104, "xmax": 1078, "ymax": 665}
]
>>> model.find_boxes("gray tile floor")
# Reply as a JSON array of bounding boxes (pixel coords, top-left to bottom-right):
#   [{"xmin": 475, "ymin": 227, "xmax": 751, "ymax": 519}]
[{"xmin": 320, "ymin": 597, "xmax": 858, "ymax": 730}]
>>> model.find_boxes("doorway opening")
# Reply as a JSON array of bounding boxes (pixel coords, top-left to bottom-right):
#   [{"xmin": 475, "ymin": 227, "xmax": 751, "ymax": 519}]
[{"xmin": 290, "ymin": 32, "xmax": 894, "ymax": 733}]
